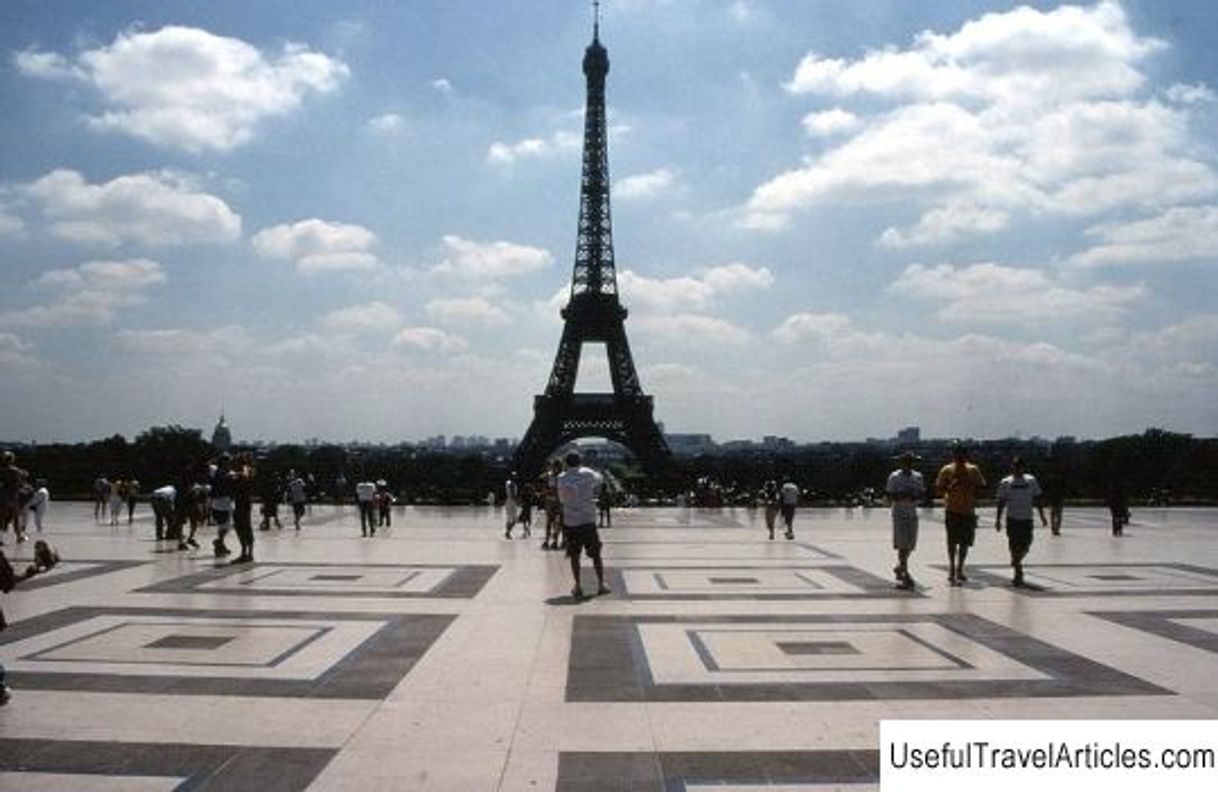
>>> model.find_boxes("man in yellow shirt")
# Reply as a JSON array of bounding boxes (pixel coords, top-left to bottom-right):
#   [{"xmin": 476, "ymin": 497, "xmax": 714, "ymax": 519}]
[{"xmin": 935, "ymin": 442, "xmax": 987, "ymax": 586}]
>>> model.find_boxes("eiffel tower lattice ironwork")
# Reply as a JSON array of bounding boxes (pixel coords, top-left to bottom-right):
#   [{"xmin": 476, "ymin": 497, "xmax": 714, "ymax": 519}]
[{"xmin": 514, "ymin": 19, "xmax": 670, "ymax": 479}]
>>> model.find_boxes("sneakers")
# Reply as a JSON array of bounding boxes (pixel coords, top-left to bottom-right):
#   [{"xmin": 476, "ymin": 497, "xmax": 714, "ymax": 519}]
[
  {"xmin": 596, "ymin": 584, "xmax": 611, "ymax": 596},
  {"xmin": 187, "ymin": 538, "xmax": 200, "ymax": 549},
  {"xmin": 213, "ymin": 540, "xmax": 230, "ymax": 557},
  {"xmin": 785, "ymin": 531, "xmax": 794, "ymax": 540},
  {"xmin": 0, "ymin": 684, "xmax": 11, "ymax": 706},
  {"xmin": 571, "ymin": 586, "xmax": 585, "ymax": 600}
]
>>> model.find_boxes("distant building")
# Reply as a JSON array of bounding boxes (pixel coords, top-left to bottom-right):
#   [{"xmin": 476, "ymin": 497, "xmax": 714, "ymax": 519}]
[
  {"xmin": 897, "ymin": 426, "xmax": 920, "ymax": 445},
  {"xmin": 665, "ymin": 433, "xmax": 717, "ymax": 456},
  {"xmin": 211, "ymin": 412, "xmax": 232, "ymax": 452}
]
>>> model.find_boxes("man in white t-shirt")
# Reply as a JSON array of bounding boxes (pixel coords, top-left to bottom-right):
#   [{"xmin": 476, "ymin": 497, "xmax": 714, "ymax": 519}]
[
  {"xmin": 287, "ymin": 472, "xmax": 307, "ymax": 530},
  {"xmin": 355, "ymin": 480, "xmax": 378, "ymax": 537},
  {"xmin": 995, "ymin": 457, "xmax": 1047, "ymax": 587},
  {"xmin": 885, "ymin": 452, "xmax": 925, "ymax": 589},
  {"xmin": 779, "ymin": 480, "xmax": 800, "ymax": 540},
  {"xmin": 556, "ymin": 451, "xmax": 609, "ymax": 600},
  {"xmin": 504, "ymin": 475, "xmax": 520, "ymax": 539}
]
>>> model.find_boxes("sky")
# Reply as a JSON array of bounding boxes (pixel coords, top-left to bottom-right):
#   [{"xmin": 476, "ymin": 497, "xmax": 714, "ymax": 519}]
[{"xmin": 1, "ymin": 0, "xmax": 1216, "ymax": 444}]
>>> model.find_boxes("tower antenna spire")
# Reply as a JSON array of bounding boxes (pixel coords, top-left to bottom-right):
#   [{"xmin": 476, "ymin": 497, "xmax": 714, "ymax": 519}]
[{"xmin": 593, "ymin": 0, "xmax": 600, "ymax": 40}]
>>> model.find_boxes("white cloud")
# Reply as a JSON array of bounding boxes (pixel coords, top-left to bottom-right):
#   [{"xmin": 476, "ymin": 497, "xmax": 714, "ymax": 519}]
[
  {"xmin": 614, "ymin": 168, "xmax": 677, "ymax": 200},
  {"xmin": 252, "ymin": 218, "xmax": 379, "ymax": 274},
  {"xmin": 801, "ymin": 108, "xmax": 859, "ymax": 137},
  {"xmin": 772, "ymin": 312, "xmax": 858, "ymax": 345},
  {"xmin": 0, "ymin": 258, "xmax": 166, "ymax": 328},
  {"xmin": 367, "ymin": 113, "xmax": 404, "ymax": 133},
  {"xmin": 24, "ymin": 169, "xmax": 241, "ymax": 248},
  {"xmin": 392, "ymin": 326, "xmax": 468, "ymax": 353},
  {"xmin": 744, "ymin": 2, "xmax": 1215, "ymax": 238},
  {"xmin": 891, "ymin": 262, "xmax": 1145, "ymax": 323},
  {"xmin": 636, "ymin": 314, "xmax": 751, "ymax": 346},
  {"xmin": 618, "ymin": 262, "xmax": 773, "ymax": 313},
  {"xmin": 425, "ymin": 297, "xmax": 510, "ymax": 326},
  {"xmin": 431, "ymin": 234, "xmax": 552, "ymax": 279},
  {"xmin": 879, "ymin": 201, "xmax": 1009, "ymax": 247},
  {"xmin": 322, "ymin": 301, "xmax": 402, "ymax": 333},
  {"xmin": 0, "ymin": 208, "xmax": 25, "ymax": 237},
  {"xmin": 431, "ymin": 78, "xmax": 453, "ymax": 94},
  {"xmin": 1165, "ymin": 82, "xmax": 1215, "ymax": 104},
  {"xmin": 1070, "ymin": 205, "xmax": 1218, "ymax": 267},
  {"xmin": 0, "ymin": 332, "xmax": 34, "ymax": 365},
  {"xmin": 486, "ymin": 130, "xmax": 580, "ymax": 164},
  {"xmin": 16, "ymin": 26, "xmax": 349, "ymax": 153}
]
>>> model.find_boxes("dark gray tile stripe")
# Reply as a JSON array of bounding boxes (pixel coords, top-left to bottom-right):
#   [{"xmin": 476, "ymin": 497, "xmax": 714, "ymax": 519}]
[
  {"xmin": 1090, "ymin": 609, "xmax": 1218, "ymax": 653},
  {"xmin": 0, "ymin": 738, "xmax": 335, "ymax": 792},
  {"xmin": 556, "ymin": 749, "xmax": 879, "ymax": 790},
  {"xmin": 566, "ymin": 613, "xmax": 1168, "ymax": 702},
  {"xmin": 0, "ymin": 606, "xmax": 453, "ymax": 699},
  {"xmin": 6, "ymin": 559, "xmax": 148, "ymax": 591},
  {"xmin": 946, "ymin": 563, "xmax": 1218, "ymax": 597},
  {"xmin": 134, "ymin": 562, "xmax": 498, "ymax": 599}
]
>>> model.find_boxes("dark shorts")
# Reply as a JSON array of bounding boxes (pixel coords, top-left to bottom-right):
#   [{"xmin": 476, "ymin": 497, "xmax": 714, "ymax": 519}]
[
  {"xmin": 211, "ymin": 509, "xmax": 231, "ymax": 526},
  {"xmin": 564, "ymin": 523, "xmax": 602, "ymax": 559},
  {"xmin": 1006, "ymin": 518, "xmax": 1034, "ymax": 553},
  {"xmin": 944, "ymin": 511, "xmax": 976, "ymax": 547}
]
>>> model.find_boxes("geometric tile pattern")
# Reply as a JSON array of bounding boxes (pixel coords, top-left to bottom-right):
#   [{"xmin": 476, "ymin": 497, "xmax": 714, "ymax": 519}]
[
  {"xmin": 961, "ymin": 563, "xmax": 1218, "ymax": 596},
  {"xmin": 0, "ymin": 738, "xmax": 335, "ymax": 792},
  {"xmin": 610, "ymin": 565, "xmax": 922, "ymax": 599},
  {"xmin": 135, "ymin": 562, "xmax": 498, "ymax": 599},
  {"xmin": 1090, "ymin": 609, "xmax": 1218, "ymax": 654},
  {"xmin": 0, "ymin": 606, "xmax": 453, "ymax": 699},
  {"xmin": 556, "ymin": 750, "xmax": 879, "ymax": 791},
  {"xmin": 566, "ymin": 613, "xmax": 1168, "ymax": 702},
  {"xmin": 3, "ymin": 560, "xmax": 148, "ymax": 591}
]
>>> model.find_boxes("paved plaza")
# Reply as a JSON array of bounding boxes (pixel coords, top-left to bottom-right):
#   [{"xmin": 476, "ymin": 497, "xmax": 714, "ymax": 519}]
[{"xmin": 2, "ymin": 502, "xmax": 1217, "ymax": 790}]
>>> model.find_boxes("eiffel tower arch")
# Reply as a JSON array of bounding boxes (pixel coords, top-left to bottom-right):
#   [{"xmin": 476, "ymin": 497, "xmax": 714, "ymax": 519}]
[{"xmin": 514, "ymin": 16, "xmax": 670, "ymax": 480}]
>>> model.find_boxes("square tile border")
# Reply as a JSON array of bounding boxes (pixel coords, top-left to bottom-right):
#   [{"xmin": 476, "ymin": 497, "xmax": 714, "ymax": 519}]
[
  {"xmin": 947, "ymin": 563, "xmax": 1218, "ymax": 597},
  {"xmin": 134, "ymin": 562, "xmax": 498, "ymax": 599},
  {"xmin": 1089, "ymin": 609, "xmax": 1218, "ymax": 654},
  {"xmin": 566, "ymin": 613, "xmax": 1168, "ymax": 702},
  {"xmin": 608, "ymin": 565, "xmax": 924, "ymax": 600},
  {"xmin": 556, "ymin": 749, "xmax": 878, "ymax": 790}
]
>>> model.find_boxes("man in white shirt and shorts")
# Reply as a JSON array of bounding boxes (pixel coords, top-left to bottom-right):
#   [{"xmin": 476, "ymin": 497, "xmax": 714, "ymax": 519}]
[
  {"xmin": 556, "ymin": 451, "xmax": 610, "ymax": 600},
  {"xmin": 886, "ymin": 452, "xmax": 924, "ymax": 589},
  {"xmin": 995, "ymin": 457, "xmax": 1048, "ymax": 587}
]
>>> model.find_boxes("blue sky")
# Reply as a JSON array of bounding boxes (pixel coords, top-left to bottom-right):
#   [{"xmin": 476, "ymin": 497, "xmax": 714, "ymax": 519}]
[{"xmin": 1, "ymin": 0, "xmax": 1216, "ymax": 443}]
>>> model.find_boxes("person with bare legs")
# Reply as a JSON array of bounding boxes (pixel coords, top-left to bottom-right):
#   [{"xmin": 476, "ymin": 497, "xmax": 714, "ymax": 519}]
[
  {"xmin": 556, "ymin": 451, "xmax": 610, "ymax": 600},
  {"xmin": 886, "ymin": 452, "xmax": 924, "ymax": 589},
  {"xmin": 935, "ymin": 442, "xmax": 986, "ymax": 587}
]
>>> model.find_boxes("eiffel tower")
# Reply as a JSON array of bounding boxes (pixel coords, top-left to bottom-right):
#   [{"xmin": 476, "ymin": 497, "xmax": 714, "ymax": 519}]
[{"xmin": 514, "ymin": 8, "xmax": 670, "ymax": 479}]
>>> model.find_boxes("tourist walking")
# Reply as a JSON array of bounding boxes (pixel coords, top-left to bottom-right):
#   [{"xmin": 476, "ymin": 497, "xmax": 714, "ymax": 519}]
[
  {"xmin": 556, "ymin": 451, "xmax": 610, "ymax": 600},
  {"xmin": 27, "ymin": 479, "xmax": 49, "ymax": 534},
  {"xmin": 259, "ymin": 473, "xmax": 283, "ymax": 530},
  {"xmin": 231, "ymin": 454, "xmax": 256, "ymax": 563},
  {"xmin": 779, "ymin": 479, "xmax": 799, "ymax": 540},
  {"xmin": 150, "ymin": 484, "xmax": 176, "ymax": 542},
  {"xmin": 92, "ymin": 475, "xmax": 109, "ymax": 521},
  {"xmin": 1043, "ymin": 460, "xmax": 1067, "ymax": 536},
  {"xmin": 935, "ymin": 442, "xmax": 987, "ymax": 586},
  {"xmin": 504, "ymin": 474, "xmax": 520, "ymax": 538},
  {"xmin": 597, "ymin": 482, "xmax": 612, "ymax": 527},
  {"xmin": 108, "ymin": 479, "xmax": 124, "ymax": 527},
  {"xmin": 517, "ymin": 484, "xmax": 533, "ymax": 536},
  {"xmin": 886, "ymin": 452, "xmax": 924, "ymax": 589},
  {"xmin": 376, "ymin": 481, "xmax": 393, "ymax": 528},
  {"xmin": 994, "ymin": 457, "xmax": 1047, "ymax": 587},
  {"xmin": 1, "ymin": 453, "xmax": 28, "ymax": 545},
  {"xmin": 760, "ymin": 480, "xmax": 780, "ymax": 539},
  {"xmin": 1107, "ymin": 475, "xmax": 1129, "ymax": 536},
  {"xmin": 356, "ymin": 479, "xmax": 378, "ymax": 537},
  {"xmin": 287, "ymin": 471, "xmax": 307, "ymax": 530},
  {"xmin": 125, "ymin": 478, "xmax": 140, "ymax": 523},
  {"xmin": 210, "ymin": 455, "xmax": 235, "ymax": 558}
]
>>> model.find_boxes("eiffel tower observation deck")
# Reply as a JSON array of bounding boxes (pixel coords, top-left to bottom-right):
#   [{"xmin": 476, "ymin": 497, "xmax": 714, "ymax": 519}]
[{"xmin": 514, "ymin": 7, "xmax": 670, "ymax": 479}]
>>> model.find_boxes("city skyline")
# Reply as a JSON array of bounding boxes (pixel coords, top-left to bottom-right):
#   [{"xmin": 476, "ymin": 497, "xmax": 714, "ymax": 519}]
[{"xmin": 2, "ymin": 1, "xmax": 1217, "ymax": 444}]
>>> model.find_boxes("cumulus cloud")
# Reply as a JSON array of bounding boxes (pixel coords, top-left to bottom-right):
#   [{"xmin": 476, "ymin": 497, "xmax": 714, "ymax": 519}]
[
  {"xmin": 367, "ymin": 113, "xmax": 404, "ymax": 133},
  {"xmin": 0, "ymin": 208, "xmax": 25, "ymax": 237},
  {"xmin": 801, "ymin": 108, "xmax": 859, "ymax": 137},
  {"xmin": 0, "ymin": 258, "xmax": 166, "ymax": 328},
  {"xmin": 425, "ymin": 297, "xmax": 510, "ymax": 326},
  {"xmin": 431, "ymin": 78, "xmax": 453, "ymax": 94},
  {"xmin": 1165, "ymin": 82, "xmax": 1215, "ymax": 104},
  {"xmin": 1070, "ymin": 205, "xmax": 1218, "ymax": 267},
  {"xmin": 252, "ymin": 218, "xmax": 379, "ymax": 274},
  {"xmin": 392, "ymin": 326, "xmax": 468, "ymax": 352},
  {"xmin": 16, "ymin": 25, "xmax": 349, "ymax": 153},
  {"xmin": 614, "ymin": 168, "xmax": 677, "ymax": 200},
  {"xmin": 635, "ymin": 314, "xmax": 751, "ymax": 346},
  {"xmin": 23, "ymin": 169, "xmax": 241, "ymax": 248},
  {"xmin": 0, "ymin": 332, "xmax": 34, "ymax": 365},
  {"xmin": 891, "ymin": 261, "xmax": 1145, "ymax": 322},
  {"xmin": 744, "ymin": 2, "xmax": 1216, "ymax": 239},
  {"xmin": 322, "ymin": 301, "xmax": 402, "ymax": 333},
  {"xmin": 431, "ymin": 234, "xmax": 552, "ymax": 279},
  {"xmin": 486, "ymin": 130, "xmax": 580, "ymax": 164},
  {"xmin": 618, "ymin": 262, "xmax": 774, "ymax": 313}
]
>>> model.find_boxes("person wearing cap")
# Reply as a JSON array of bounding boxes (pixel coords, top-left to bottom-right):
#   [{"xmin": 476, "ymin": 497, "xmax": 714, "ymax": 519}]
[
  {"xmin": 995, "ymin": 457, "xmax": 1047, "ymax": 587},
  {"xmin": 935, "ymin": 442, "xmax": 987, "ymax": 586},
  {"xmin": 556, "ymin": 451, "xmax": 610, "ymax": 600},
  {"xmin": 886, "ymin": 451, "xmax": 925, "ymax": 589}
]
